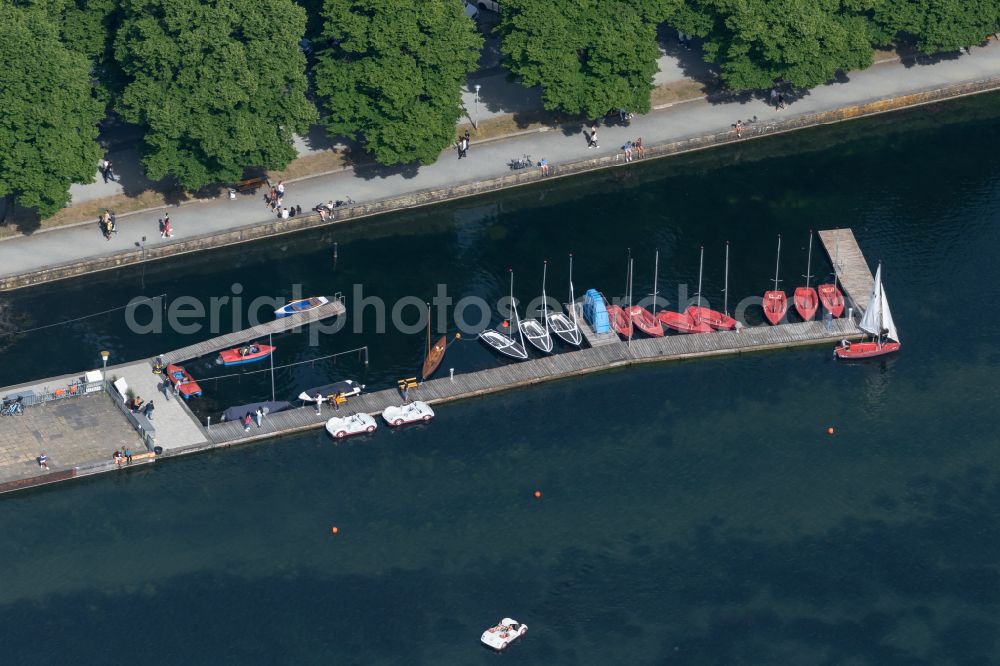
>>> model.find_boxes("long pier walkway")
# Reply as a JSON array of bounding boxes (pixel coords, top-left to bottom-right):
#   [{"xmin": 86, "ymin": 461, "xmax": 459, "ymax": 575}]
[{"xmin": 818, "ymin": 229, "xmax": 874, "ymax": 314}]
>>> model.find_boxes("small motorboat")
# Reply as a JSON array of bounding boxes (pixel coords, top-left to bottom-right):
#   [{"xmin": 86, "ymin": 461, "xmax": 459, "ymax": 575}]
[
  {"xmin": 547, "ymin": 255, "xmax": 582, "ymax": 346},
  {"xmin": 763, "ymin": 235, "xmax": 787, "ymax": 325},
  {"xmin": 657, "ymin": 309, "xmax": 711, "ymax": 333},
  {"xmin": 382, "ymin": 400, "xmax": 434, "ymax": 426},
  {"xmin": 274, "ymin": 296, "xmax": 329, "ymax": 318},
  {"xmin": 818, "ymin": 283, "xmax": 845, "ymax": 318},
  {"xmin": 221, "ymin": 400, "xmax": 292, "ymax": 422},
  {"xmin": 626, "ymin": 305, "xmax": 664, "ymax": 336},
  {"xmin": 481, "ymin": 618, "xmax": 528, "ymax": 651},
  {"xmin": 326, "ymin": 413, "xmax": 378, "ymax": 438},
  {"xmin": 298, "ymin": 380, "xmax": 364, "ymax": 402},
  {"xmin": 217, "ymin": 343, "xmax": 276, "ymax": 366},
  {"xmin": 835, "ymin": 262, "xmax": 900, "ymax": 359},
  {"xmin": 480, "ymin": 270, "xmax": 529, "ymax": 360},
  {"xmin": 166, "ymin": 364, "xmax": 203, "ymax": 398},
  {"xmin": 793, "ymin": 231, "xmax": 819, "ymax": 321}
]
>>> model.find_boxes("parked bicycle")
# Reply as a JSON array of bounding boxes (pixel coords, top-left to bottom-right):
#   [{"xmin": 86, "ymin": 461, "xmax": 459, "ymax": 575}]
[
  {"xmin": 508, "ymin": 154, "xmax": 533, "ymax": 171},
  {"xmin": 1, "ymin": 396, "xmax": 24, "ymax": 416}
]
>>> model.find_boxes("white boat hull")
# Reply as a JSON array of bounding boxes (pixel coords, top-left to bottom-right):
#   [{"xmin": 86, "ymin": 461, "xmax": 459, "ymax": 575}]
[
  {"xmin": 382, "ymin": 401, "xmax": 435, "ymax": 426},
  {"xmin": 325, "ymin": 413, "xmax": 378, "ymax": 438},
  {"xmin": 479, "ymin": 329, "xmax": 529, "ymax": 360},
  {"xmin": 547, "ymin": 312, "xmax": 582, "ymax": 345},
  {"xmin": 481, "ymin": 618, "xmax": 527, "ymax": 651}
]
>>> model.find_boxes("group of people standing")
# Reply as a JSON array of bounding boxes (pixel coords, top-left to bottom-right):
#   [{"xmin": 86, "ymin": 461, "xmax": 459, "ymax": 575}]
[
  {"xmin": 98, "ymin": 210, "xmax": 117, "ymax": 240},
  {"xmin": 455, "ymin": 130, "xmax": 471, "ymax": 159},
  {"xmin": 266, "ymin": 180, "xmax": 301, "ymax": 219},
  {"xmin": 242, "ymin": 406, "xmax": 266, "ymax": 431},
  {"xmin": 100, "ymin": 158, "xmax": 116, "ymax": 184}
]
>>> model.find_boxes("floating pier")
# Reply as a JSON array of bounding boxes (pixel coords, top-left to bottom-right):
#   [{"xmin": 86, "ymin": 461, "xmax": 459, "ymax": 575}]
[
  {"xmin": 158, "ymin": 296, "xmax": 345, "ymax": 365},
  {"xmin": 818, "ymin": 229, "xmax": 873, "ymax": 314},
  {"xmin": 0, "ymin": 228, "xmax": 878, "ymax": 495},
  {"xmin": 571, "ymin": 302, "xmax": 620, "ymax": 347}
]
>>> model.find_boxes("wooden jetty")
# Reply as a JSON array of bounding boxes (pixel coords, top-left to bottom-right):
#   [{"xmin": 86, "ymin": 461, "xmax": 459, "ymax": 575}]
[
  {"xmin": 818, "ymin": 229, "xmax": 874, "ymax": 314},
  {"xmin": 205, "ymin": 317, "xmax": 861, "ymax": 446},
  {"xmin": 571, "ymin": 302, "xmax": 620, "ymax": 347},
  {"xmin": 158, "ymin": 297, "xmax": 346, "ymax": 364}
]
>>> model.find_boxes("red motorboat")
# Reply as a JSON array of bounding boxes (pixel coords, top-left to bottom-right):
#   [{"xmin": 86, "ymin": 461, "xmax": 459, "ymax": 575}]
[
  {"xmin": 626, "ymin": 305, "xmax": 664, "ymax": 337},
  {"xmin": 818, "ymin": 283, "xmax": 845, "ymax": 317},
  {"xmin": 793, "ymin": 231, "xmax": 819, "ymax": 321},
  {"xmin": 217, "ymin": 343, "xmax": 276, "ymax": 366},
  {"xmin": 657, "ymin": 310, "xmax": 712, "ymax": 333},
  {"xmin": 687, "ymin": 305, "xmax": 737, "ymax": 330},
  {"xmin": 763, "ymin": 235, "xmax": 787, "ymax": 325},
  {"xmin": 607, "ymin": 303, "xmax": 633, "ymax": 339},
  {"xmin": 835, "ymin": 263, "xmax": 900, "ymax": 359},
  {"xmin": 166, "ymin": 363, "xmax": 203, "ymax": 398}
]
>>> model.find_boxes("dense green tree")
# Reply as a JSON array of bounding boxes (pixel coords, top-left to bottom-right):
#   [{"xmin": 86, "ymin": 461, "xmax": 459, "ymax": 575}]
[
  {"xmin": 0, "ymin": 4, "xmax": 102, "ymax": 217},
  {"xmin": 868, "ymin": 0, "xmax": 1000, "ymax": 54},
  {"xmin": 675, "ymin": 0, "xmax": 874, "ymax": 90},
  {"xmin": 314, "ymin": 0, "xmax": 482, "ymax": 166},
  {"xmin": 497, "ymin": 0, "xmax": 663, "ymax": 119},
  {"xmin": 115, "ymin": 0, "xmax": 316, "ymax": 190}
]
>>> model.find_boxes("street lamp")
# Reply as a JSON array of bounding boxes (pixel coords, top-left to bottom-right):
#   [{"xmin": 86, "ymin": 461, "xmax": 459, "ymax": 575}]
[
  {"xmin": 100, "ymin": 350, "xmax": 110, "ymax": 381},
  {"xmin": 473, "ymin": 84, "xmax": 482, "ymax": 129}
]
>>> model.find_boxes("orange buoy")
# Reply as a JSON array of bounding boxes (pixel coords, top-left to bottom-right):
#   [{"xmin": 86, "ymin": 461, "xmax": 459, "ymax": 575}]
[
  {"xmin": 534, "ymin": 490, "xmax": 542, "ymax": 498},
  {"xmin": 331, "ymin": 526, "xmax": 339, "ymax": 534},
  {"xmin": 827, "ymin": 427, "xmax": 835, "ymax": 435}
]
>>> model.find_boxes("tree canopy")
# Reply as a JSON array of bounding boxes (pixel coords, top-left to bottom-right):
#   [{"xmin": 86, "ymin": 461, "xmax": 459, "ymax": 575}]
[
  {"xmin": 497, "ymin": 0, "xmax": 663, "ymax": 119},
  {"xmin": 115, "ymin": 0, "xmax": 316, "ymax": 190},
  {"xmin": 314, "ymin": 0, "xmax": 482, "ymax": 166},
  {"xmin": 0, "ymin": 4, "xmax": 102, "ymax": 216},
  {"xmin": 869, "ymin": 0, "xmax": 1000, "ymax": 55}
]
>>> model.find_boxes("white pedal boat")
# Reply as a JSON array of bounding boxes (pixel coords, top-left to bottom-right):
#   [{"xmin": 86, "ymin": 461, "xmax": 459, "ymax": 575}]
[
  {"xmin": 481, "ymin": 618, "xmax": 527, "ymax": 651},
  {"xmin": 325, "ymin": 413, "xmax": 377, "ymax": 439},
  {"xmin": 381, "ymin": 401, "xmax": 434, "ymax": 426}
]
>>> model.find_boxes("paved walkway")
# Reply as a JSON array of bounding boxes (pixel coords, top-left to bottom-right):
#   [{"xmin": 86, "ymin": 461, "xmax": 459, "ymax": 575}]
[{"xmin": 1, "ymin": 42, "xmax": 999, "ymax": 281}]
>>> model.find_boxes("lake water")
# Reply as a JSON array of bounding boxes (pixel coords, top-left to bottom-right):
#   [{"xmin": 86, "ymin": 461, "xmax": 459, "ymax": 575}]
[{"xmin": 1, "ymin": 92, "xmax": 999, "ymax": 664}]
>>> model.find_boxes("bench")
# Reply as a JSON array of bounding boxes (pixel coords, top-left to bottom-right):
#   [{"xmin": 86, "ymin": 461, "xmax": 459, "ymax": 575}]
[{"xmin": 234, "ymin": 176, "xmax": 269, "ymax": 194}]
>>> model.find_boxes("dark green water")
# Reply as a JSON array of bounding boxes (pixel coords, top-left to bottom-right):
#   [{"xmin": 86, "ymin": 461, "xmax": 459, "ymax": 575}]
[{"xmin": 2, "ymin": 93, "xmax": 1000, "ymax": 664}]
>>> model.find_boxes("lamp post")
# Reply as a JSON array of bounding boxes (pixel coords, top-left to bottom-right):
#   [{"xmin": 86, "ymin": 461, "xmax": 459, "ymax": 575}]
[
  {"xmin": 473, "ymin": 84, "xmax": 481, "ymax": 129},
  {"xmin": 100, "ymin": 350, "xmax": 110, "ymax": 382}
]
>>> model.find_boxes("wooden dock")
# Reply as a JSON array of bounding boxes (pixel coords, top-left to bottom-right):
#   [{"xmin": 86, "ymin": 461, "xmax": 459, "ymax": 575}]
[
  {"xmin": 818, "ymin": 229, "xmax": 874, "ymax": 314},
  {"xmin": 158, "ymin": 297, "xmax": 346, "ymax": 364},
  {"xmin": 205, "ymin": 317, "xmax": 862, "ymax": 446},
  {"xmin": 571, "ymin": 302, "xmax": 620, "ymax": 347}
]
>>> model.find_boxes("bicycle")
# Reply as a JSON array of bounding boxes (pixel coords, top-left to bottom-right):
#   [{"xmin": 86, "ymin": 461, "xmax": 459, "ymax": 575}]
[
  {"xmin": 508, "ymin": 154, "xmax": 533, "ymax": 170},
  {"xmin": 2, "ymin": 396, "xmax": 24, "ymax": 416}
]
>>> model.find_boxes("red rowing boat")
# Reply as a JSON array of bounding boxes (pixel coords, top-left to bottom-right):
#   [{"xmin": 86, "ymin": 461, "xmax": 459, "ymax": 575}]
[
  {"xmin": 818, "ymin": 283, "xmax": 845, "ymax": 317},
  {"xmin": 606, "ymin": 303, "xmax": 633, "ymax": 338},
  {"xmin": 218, "ymin": 343, "xmax": 275, "ymax": 366},
  {"xmin": 626, "ymin": 305, "xmax": 664, "ymax": 337},
  {"xmin": 763, "ymin": 235, "xmax": 786, "ymax": 325},
  {"xmin": 657, "ymin": 310, "xmax": 711, "ymax": 333},
  {"xmin": 686, "ymin": 305, "xmax": 736, "ymax": 330},
  {"xmin": 165, "ymin": 364, "xmax": 203, "ymax": 398}
]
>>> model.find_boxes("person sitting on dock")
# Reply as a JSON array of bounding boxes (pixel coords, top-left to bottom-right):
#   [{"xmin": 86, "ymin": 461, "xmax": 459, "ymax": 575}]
[{"xmin": 130, "ymin": 395, "xmax": 144, "ymax": 412}]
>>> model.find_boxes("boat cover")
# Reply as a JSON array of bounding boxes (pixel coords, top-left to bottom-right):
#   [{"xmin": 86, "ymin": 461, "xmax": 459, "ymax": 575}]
[
  {"xmin": 583, "ymin": 289, "xmax": 610, "ymax": 333},
  {"xmin": 221, "ymin": 401, "xmax": 292, "ymax": 422},
  {"xmin": 298, "ymin": 381, "xmax": 361, "ymax": 401}
]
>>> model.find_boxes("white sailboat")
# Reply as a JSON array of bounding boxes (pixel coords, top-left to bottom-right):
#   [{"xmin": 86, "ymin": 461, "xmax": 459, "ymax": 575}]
[
  {"xmin": 520, "ymin": 262, "xmax": 555, "ymax": 353},
  {"xmin": 480, "ymin": 270, "xmax": 530, "ymax": 360},
  {"xmin": 548, "ymin": 254, "xmax": 583, "ymax": 345},
  {"xmin": 835, "ymin": 262, "xmax": 900, "ymax": 359}
]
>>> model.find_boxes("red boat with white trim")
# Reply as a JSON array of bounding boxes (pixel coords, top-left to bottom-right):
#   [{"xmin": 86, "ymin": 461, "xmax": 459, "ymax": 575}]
[
  {"xmin": 763, "ymin": 235, "xmax": 787, "ymax": 325},
  {"xmin": 658, "ymin": 309, "xmax": 711, "ymax": 333},
  {"xmin": 835, "ymin": 262, "xmax": 900, "ymax": 359},
  {"xmin": 217, "ymin": 343, "xmax": 275, "ymax": 366},
  {"xmin": 793, "ymin": 231, "xmax": 819, "ymax": 321},
  {"xmin": 607, "ymin": 303, "xmax": 633, "ymax": 339},
  {"xmin": 818, "ymin": 283, "xmax": 845, "ymax": 317}
]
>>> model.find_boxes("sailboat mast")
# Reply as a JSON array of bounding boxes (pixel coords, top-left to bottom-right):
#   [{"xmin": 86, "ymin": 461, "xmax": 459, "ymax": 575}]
[
  {"xmin": 696, "ymin": 246, "xmax": 705, "ymax": 310},
  {"xmin": 512, "ymin": 270, "xmax": 526, "ymax": 348},
  {"xmin": 542, "ymin": 261, "xmax": 550, "ymax": 334},
  {"xmin": 833, "ymin": 231, "xmax": 841, "ymax": 291},
  {"xmin": 628, "ymin": 258, "xmax": 634, "ymax": 346},
  {"xmin": 773, "ymin": 234, "xmax": 782, "ymax": 291},
  {"xmin": 804, "ymin": 230, "xmax": 814, "ymax": 289},
  {"xmin": 569, "ymin": 253, "xmax": 578, "ymax": 326},
  {"xmin": 723, "ymin": 241, "xmax": 730, "ymax": 316},
  {"xmin": 426, "ymin": 301, "xmax": 431, "ymax": 356},
  {"xmin": 651, "ymin": 249, "xmax": 659, "ymax": 316}
]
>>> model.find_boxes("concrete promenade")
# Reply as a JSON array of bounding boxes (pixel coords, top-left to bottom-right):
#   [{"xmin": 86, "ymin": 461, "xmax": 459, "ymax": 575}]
[{"xmin": 0, "ymin": 43, "xmax": 998, "ymax": 289}]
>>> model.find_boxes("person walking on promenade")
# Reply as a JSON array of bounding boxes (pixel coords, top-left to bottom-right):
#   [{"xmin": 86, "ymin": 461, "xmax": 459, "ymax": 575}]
[
  {"xmin": 267, "ymin": 186, "xmax": 277, "ymax": 209},
  {"xmin": 277, "ymin": 180, "xmax": 285, "ymax": 198},
  {"xmin": 255, "ymin": 406, "xmax": 264, "ymax": 428},
  {"xmin": 110, "ymin": 211, "xmax": 117, "ymax": 235},
  {"xmin": 100, "ymin": 159, "xmax": 110, "ymax": 183},
  {"xmin": 105, "ymin": 160, "xmax": 116, "ymax": 182},
  {"xmin": 588, "ymin": 124, "xmax": 599, "ymax": 149},
  {"xmin": 161, "ymin": 215, "xmax": 172, "ymax": 238},
  {"xmin": 143, "ymin": 400, "xmax": 155, "ymax": 420}
]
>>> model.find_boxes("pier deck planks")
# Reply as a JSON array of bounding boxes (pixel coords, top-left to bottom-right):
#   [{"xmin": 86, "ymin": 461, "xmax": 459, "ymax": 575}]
[{"xmin": 818, "ymin": 228, "xmax": 874, "ymax": 315}]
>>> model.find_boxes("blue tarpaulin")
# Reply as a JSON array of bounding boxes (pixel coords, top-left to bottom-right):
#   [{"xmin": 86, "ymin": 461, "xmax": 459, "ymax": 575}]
[{"xmin": 583, "ymin": 289, "xmax": 610, "ymax": 333}]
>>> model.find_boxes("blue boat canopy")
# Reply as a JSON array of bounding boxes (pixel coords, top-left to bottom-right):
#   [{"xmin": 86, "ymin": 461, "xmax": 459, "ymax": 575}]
[{"xmin": 583, "ymin": 289, "xmax": 610, "ymax": 333}]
